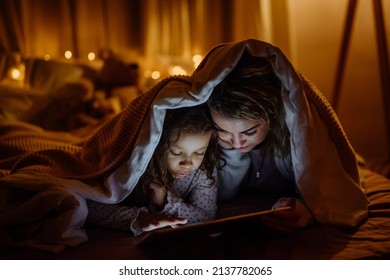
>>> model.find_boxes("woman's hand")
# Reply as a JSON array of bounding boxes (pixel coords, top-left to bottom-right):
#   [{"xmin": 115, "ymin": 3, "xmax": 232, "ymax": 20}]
[
  {"xmin": 259, "ymin": 198, "xmax": 312, "ymax": 234},
  {"xmin": 149, "ymin": 181, "xmax": 167, "ymax": 208},
  {"xmin": 136, "ymin": 212, "xmax": 187, "ymax": 232}
]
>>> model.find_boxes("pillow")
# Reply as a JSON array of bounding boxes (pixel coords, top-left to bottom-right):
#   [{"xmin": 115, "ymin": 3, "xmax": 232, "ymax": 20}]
[
  {"xmin": 26, "ymin": 59, "xmax": 84, "ymax": 91},
  {"xmin": 30, "ymin": 79, "xmax": 96, "ymax": 131}
]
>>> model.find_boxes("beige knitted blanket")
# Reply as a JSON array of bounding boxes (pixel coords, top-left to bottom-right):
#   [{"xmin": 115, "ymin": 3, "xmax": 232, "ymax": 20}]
[
  {"xmin": 0, "ymin": 39, "xmax": 368, "ymax": 252},
  {"xmin": 0, "ymin": 76, "xmax": 191, "ymax": 180}
]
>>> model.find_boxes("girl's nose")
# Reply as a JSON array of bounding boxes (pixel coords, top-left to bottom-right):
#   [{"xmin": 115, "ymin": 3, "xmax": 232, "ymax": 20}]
[{"xmin": 180, "ymin": 157, "xmax": 193, "ymax": 167}]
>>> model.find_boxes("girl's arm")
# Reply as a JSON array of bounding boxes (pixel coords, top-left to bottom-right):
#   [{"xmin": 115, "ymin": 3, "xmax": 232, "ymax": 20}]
[
  {"xmin": 161, "ymin": 168, "xmax": 218, "ymax": 224},
  {"xmin": 86, "ymin": 200, "xmax": 186, "ymax": 236},
  {"xmin": 86, "ymin": 200, "xmax": 146, "ymax": 235}
]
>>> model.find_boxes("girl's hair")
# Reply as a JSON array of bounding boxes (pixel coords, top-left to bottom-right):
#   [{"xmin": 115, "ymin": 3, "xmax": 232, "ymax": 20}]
[
  {"xmin": 143, "ymin": 104, "xmax": 219, "ymax": 190},
  {"xmin": 207, "ymin": 51, "xmax": 290, "ymax": 156}
]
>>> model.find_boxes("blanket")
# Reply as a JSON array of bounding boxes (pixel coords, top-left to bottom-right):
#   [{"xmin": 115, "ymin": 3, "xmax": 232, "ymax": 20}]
[
  {"xmin": 1, "ymin": 167, "xmax": 387, "ymax": 260},
  {"xmin": 0, "ymin": 39, "xmax": 368, "ymax": 252}
]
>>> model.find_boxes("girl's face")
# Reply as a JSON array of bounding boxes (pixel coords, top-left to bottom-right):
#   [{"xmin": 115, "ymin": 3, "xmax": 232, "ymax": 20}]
[
  {"xmin": 210, "ymin": 109, "xmax": 269, "ymax": 153},
  {"xmin": 167, "ymin": 131, "xmax": 213, "ymax": 179}
]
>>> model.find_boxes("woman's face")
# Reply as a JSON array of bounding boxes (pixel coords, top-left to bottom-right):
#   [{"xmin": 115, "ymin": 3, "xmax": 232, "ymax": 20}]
[
  {"xmin": 210, "ymin": 109, "xmax": 269, "ymax": 153},
  {"xmin": 166, "ymin": 131, "xmax": 212, "ymax": 179}
]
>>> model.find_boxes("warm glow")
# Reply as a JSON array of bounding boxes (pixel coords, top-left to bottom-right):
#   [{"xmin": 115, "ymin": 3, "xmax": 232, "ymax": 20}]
[
  {"xmin": 64, "ymin": 51, "xmax": 72, "ymax": 59},
  {"xmin": 43, "ymin": 54, "xmax": 51, "ymax": 61},
  {"xmin": 10, "ymin": 68, "xmax": 21, "ymax": 80},
  {"xmin": 192, "ymin": 54, "xmax": 203, "ymax": 68},
  {"xmin": 144, "ymin": 70, "xmax": 152, "ymax": 78},
  {"xmin": 151, "ymin": 71, "xmax": 161, "ymax": 80},
  {"xmin": 88, "ymin": 52, "xmax": 96, "ymax": 61},
  {"xmin": 7, "ymin": 63, "xmax": 25, "ymax": 81},
  {"xmin": 171, "ymin": 66, "xmax": 186, "ymax": 75}
]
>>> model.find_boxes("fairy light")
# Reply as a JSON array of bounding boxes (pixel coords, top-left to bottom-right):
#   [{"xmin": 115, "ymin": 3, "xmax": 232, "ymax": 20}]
[
  {"xmin": 88, "ymin": 52, "xmax": 96, "ymax": 61},
  {"xmin": 43, "ymin": 54, "xmax": 51, "ymax": 61},
  {"xmin": 6, "ymin": 62, "xmax": 25, "ymax": 86},
  {"xmin": 64, "ymin": 50, "xmax": 72, "ymax": 59},
  {"xmin": 10, "ymin": 68, "xmax": 22, "ymax": 80},
  {"xmin": 171, "ymin": 66, "xmax": 186, "ymax": 75},
  {"xmin": 151, "ymin": 71, "xmax": 161, "ymax": 80}
]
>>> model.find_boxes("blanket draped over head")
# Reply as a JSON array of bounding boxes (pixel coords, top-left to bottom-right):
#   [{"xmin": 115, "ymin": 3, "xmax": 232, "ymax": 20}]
[{"xmin": 0, "ymin": 39, "xmax": 368, "ymax": 252}]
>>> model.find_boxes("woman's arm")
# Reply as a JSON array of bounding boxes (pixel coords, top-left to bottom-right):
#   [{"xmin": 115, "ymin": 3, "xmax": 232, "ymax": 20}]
[{"xmin": 259, "ymin": 198, "xmax": 314, "ymax": 233}]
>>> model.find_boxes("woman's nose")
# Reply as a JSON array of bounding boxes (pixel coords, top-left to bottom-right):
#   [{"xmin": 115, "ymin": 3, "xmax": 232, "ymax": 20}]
[{"xmin": 231, "ymin": 134, "xmax": 245, "ymax": 148}]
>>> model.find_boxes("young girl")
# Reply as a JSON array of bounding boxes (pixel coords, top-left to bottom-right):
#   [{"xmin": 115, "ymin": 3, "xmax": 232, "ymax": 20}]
[{"xmin": 87, "ymin": 104, "xmax": 220, "ymax": 235}]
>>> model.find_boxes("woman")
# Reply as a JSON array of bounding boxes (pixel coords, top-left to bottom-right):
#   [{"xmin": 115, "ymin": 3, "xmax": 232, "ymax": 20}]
[
  {"xmin": 197, "ymin": 41, "xmax": 368, "ymax": 232},
  {"xmin": 207, "ymin": 55, "xmax": 314, "ymax": 232}
]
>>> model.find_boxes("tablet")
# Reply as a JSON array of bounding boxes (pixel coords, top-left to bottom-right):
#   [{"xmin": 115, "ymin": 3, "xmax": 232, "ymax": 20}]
[{"xmin": 134, "ymin": 206, "xmax": 291, "ymax": 246}]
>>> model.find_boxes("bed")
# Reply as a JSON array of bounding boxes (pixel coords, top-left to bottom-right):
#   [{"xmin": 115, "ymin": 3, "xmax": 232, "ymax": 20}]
[
  {"xmin": 0, "ymin": 52, "xmax": 140, "ymax": 132},
  {"xmin": 1, "ymin": 40, "xmax": 390, "ymax": 260}
]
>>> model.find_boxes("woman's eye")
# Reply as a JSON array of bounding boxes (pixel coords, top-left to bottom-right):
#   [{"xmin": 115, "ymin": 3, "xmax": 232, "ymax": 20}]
[
  {"xmin": 244, "ymin": 130, "xmax": 257, "ymax": 136},
  {"xmin": 194, "ymin": 152, "xmax": 205, "ymax": 156}
]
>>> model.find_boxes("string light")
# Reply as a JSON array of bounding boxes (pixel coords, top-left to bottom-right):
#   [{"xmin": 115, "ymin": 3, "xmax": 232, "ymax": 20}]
[
  {"xmin": 151, "ymin": 71, "xmax": 161, "ymax": 80},
  {"xmin": 88, "ymin": 52, "xmax": 96, "ymax": 61},
  {"xmin": 6, "ymin": 62, "xmax": 25, "ymax": 86},
  {"xmin": 10, "ymin": 68, "xmax": 22, "ymax": 80},
  {"xmin": 64, "ymin": 51, "xmax": 72, "ymax": 59},
  {"xmin": 171, "ymin": 66, "xmax": 186, "ymax": 75}
]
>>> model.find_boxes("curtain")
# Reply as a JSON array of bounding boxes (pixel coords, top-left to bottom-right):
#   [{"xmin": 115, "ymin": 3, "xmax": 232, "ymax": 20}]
[{"xmin": 0, "ymin": 0, "xmax": 291, "ymax": 72}]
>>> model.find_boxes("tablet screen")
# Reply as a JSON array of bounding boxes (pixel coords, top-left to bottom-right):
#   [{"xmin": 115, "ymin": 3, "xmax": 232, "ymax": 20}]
[{"xmin": 134, "ymin": 206, "xmax": 291, "ymax": 246}]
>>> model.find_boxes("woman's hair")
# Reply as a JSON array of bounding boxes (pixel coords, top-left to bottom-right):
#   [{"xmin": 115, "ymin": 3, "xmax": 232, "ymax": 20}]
[
  {"xmin": 207, "ymin": 51, "xmax": 290, "ymax": 156},
  {"xmin": 143, "ymin": 104, "xmax": 219, "ymax": 190}
]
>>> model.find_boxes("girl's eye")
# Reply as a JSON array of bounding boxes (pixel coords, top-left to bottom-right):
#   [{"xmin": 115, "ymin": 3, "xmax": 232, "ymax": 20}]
[
  {"xmin": 194, "ymin": 152, "xmax": 205, "ymax": 156},
  {"xmin": 169, "ymin": 150, "xmax": 182, "ymax": 156}
]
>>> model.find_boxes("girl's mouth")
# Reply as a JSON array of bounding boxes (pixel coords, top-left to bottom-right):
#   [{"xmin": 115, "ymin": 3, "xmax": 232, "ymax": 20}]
[{"xmin": 175, "ymin": 172, "xmax": 189, "ymax": 178}]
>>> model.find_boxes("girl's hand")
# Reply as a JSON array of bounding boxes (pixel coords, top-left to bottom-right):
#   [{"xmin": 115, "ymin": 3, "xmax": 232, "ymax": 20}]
[
  {"xmin": 149, "ymin": 181, "xmax": 167, "ymax": 208},
  {"xmin": 136, "ymin": 212, "xmax": 187, "ymax": 232},
  {"xmin": 259, "ymin": 198, "xmax": 306, "ymax": 234}
]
